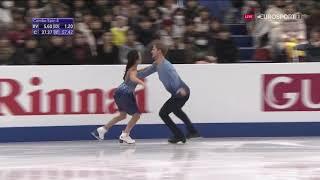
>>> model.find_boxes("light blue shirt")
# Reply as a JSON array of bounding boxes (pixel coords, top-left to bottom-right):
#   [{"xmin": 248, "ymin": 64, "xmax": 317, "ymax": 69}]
[{"xmin": 139, "ymin": 59, "xmax": 188, "ymax": 95}]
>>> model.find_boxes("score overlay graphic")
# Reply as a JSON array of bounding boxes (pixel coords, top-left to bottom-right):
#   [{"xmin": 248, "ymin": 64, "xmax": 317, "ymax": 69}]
[{"xmin": 32, "ymin": 18, "xmax": 74, "ymax": 36}]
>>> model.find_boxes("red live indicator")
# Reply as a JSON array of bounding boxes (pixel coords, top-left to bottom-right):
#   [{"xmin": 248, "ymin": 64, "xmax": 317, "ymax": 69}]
[{"xmin": 244, "ymin": 14, "xmax": 254, "ymax": 21}]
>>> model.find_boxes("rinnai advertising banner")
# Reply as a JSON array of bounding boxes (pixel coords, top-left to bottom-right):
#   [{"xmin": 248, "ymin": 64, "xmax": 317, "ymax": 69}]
[{"xmin": 0, "ymin": 63, "xmax": 320, "ymax": 141}]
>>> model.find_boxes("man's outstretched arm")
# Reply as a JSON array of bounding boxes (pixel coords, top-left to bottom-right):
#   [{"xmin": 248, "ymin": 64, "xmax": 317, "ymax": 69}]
[{"xmin": 137, "ymin": 63, "xmax": 157, "ymax": 79}]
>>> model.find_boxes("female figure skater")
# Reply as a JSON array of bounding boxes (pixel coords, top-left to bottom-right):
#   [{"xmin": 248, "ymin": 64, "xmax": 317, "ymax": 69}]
[{"xmin": 91, "ymin": 50, "xmax": 147, "ymax": 144}]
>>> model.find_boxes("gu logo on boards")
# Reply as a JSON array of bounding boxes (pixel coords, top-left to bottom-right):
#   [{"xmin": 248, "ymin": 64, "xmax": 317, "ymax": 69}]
[{"xmin": 263, "ymin": 74, "xmax": 320, "ymax": 111}]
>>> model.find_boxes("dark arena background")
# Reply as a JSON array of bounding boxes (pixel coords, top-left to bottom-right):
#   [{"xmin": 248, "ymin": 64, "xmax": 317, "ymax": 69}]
[{"xmin": 0, "ymin": 0, "xmax": 319, "ymax": 179}]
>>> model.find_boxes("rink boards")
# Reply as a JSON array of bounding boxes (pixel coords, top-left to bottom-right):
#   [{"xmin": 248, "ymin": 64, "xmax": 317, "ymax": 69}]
[{"xmin": 0, "ymin": 63, "xmax": 319, "ymax": 142}]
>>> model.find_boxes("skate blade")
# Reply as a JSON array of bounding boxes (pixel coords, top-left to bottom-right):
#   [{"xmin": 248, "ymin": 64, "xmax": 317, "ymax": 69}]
[
  {"xmin": 187, "ymin": 136, "xmax": 203, "ymax": 140},
  {"xmin": 168, "ymin": 140, "xmax": 186, "ymax": 144},
  {"xmin": 175, "ymin": 141, "xmax": 186, "ymax": 144},
  {"xmin": 119, "ymin": 139, "xmax": 135, "ymax": 144},
  {"xmin": 91, "ymin": 132, "xmax": 103, "ymax": 141}
]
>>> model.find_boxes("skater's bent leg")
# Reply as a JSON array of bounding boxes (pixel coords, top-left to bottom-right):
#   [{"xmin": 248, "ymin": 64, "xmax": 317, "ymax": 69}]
[
  {"xmin": 159, "ymin": 100, "xmax": 184, "ymax": 138},
  {"xmin": 123, "ymin": 113, "xmax": 140, "ymax": 134},
  {"xmin": 173, "ymin": 108, "xmax": 197, "ymax": 134},
  {"xmin": 104, "ymin": 112, "xmax": 127, "ymax": 130}
]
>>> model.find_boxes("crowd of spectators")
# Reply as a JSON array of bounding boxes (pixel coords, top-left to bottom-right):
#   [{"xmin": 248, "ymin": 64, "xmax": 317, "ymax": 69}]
[
  {"xmin": 0, "ymin": 0, "xmax": 318, "ymax": 65},
  {"xmin": 239, "ymin": 0, "xmax": 320, "ymax": 62}
]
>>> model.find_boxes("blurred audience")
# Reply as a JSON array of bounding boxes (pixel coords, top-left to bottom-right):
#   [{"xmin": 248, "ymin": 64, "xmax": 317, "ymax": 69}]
[
  {"xmin": 159, "ymin": 0, "xmax": 178, "ymax": 19},
  {"xmin": 214, "ymin": 27, "xmax": 238, "ymax": 63},
  {"xmin": 241, "ymin": 0, "xmax": 260, "ymax": 33},
  {"xmin": 297, "ymin": 27, "xmax": 320, "ymax": 62},
  {"xmin": 111, "ymin": 15, "xmax": 129, "ymax": 46},
  {"xmin": 160, "ymin": 18, "xmax": 174, "ymax": 48},
  {"xmin": 22, "ymin": 37, "xmax": 43, "ymax": 65},
  {"xmin": 135, "ymin": 17, "xmax": 155, "ymax": 46},
  {"xmin": 279, "ymin": 3, "xmax": 306, "ymax": 61},
  {"xmin": 253, "ymin": 33, "xmax": 272, "ymax": 61},
  {"xmin": 252, "ymin": 0, "xmax": 319, "ymax": 62},
  {"xmin": 257, "ymin": 0, "xmax": 287, "ymax": 60},
  {"xmin": 119, "ymin": 30, "xmax": 144, "ymax": 64},
  {"xmin": 305, "ymin": 3, "xmax": 320, "ymax": 39},
  {"xmin": 7, "ymin": 19, "xmax": 32, "ymax": 47},
  {"xmin": 193, "ymin": 8, "xmax": 211, "ymax": 33},
  {"xmin": 72, "ymin": 31, "xmax": 93, "ymax": 64},
  {"xmin": 185, "ymin": 0, "xmax": 203, "ymax": 22},
  {"xmin": 0, "ymin": 0, "xmax": 316, "ymax": 65},
  {"xmin": 305, "ymin": 28, "xmax": 320, "ymax": 62},
  {"xmin": 0, "ymin": 37, "xmax": 21, "ymax": 65},
  {"xmin": 167, "ymin": 37, "xmax": 187, "ymax": 64},
  {"xmin": 0, "ymin": 1, "xmax": 15, "ymax": 26},
  {"xmin": 95, "ymin": 31, "xmax": 120, "ymax": 64},
  {"xmin": 42, "ymin": 36, "xmax": 75, "ymax": 65}
]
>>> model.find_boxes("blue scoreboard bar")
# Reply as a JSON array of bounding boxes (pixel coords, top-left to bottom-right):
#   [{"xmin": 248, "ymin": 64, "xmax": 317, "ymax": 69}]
[{"xmin": 32, "ymin": 18, "xmax": 74, "ymax": 36}]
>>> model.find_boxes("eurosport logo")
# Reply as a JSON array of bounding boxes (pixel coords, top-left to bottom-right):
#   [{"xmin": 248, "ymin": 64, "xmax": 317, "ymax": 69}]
[
  {"xmin": 257, "ymin": 13, "xmax": 303, "ymax": 20},
  {"xmin": 244, "ymin": 13, "xmax": 303, "ymax": 21},
  {"xmin": 263, "ymin": 74, "xmax": 320, "ymax": 111}
]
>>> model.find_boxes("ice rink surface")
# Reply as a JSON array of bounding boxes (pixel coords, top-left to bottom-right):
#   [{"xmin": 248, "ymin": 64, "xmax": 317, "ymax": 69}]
[{"xmin": 0, "ymin": 137, "xmax": 320, "ymax": 180}]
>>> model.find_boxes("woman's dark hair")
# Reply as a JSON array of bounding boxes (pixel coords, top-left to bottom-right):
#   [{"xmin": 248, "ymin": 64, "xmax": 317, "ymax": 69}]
[{"xmin": 123, "ymin": 50, "xmax": 140, "ymax": 80}]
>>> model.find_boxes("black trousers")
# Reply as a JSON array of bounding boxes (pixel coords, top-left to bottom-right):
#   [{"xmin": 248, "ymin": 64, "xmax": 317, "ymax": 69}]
[{"xmin": 159, "ymin": 93, "xmax": 197, "ymax": 138}]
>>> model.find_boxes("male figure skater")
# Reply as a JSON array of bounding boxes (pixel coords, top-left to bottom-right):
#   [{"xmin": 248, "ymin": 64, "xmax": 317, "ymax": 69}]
[{"xmin": 142, "ymin": 41, "xmax": 200, "ymax": 143}]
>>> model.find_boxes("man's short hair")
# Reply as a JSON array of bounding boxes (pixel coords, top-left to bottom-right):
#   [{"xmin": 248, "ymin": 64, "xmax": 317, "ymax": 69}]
[{"xmin": 153, "ymin": 41, "xmax": 168, "ymax": 56}]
